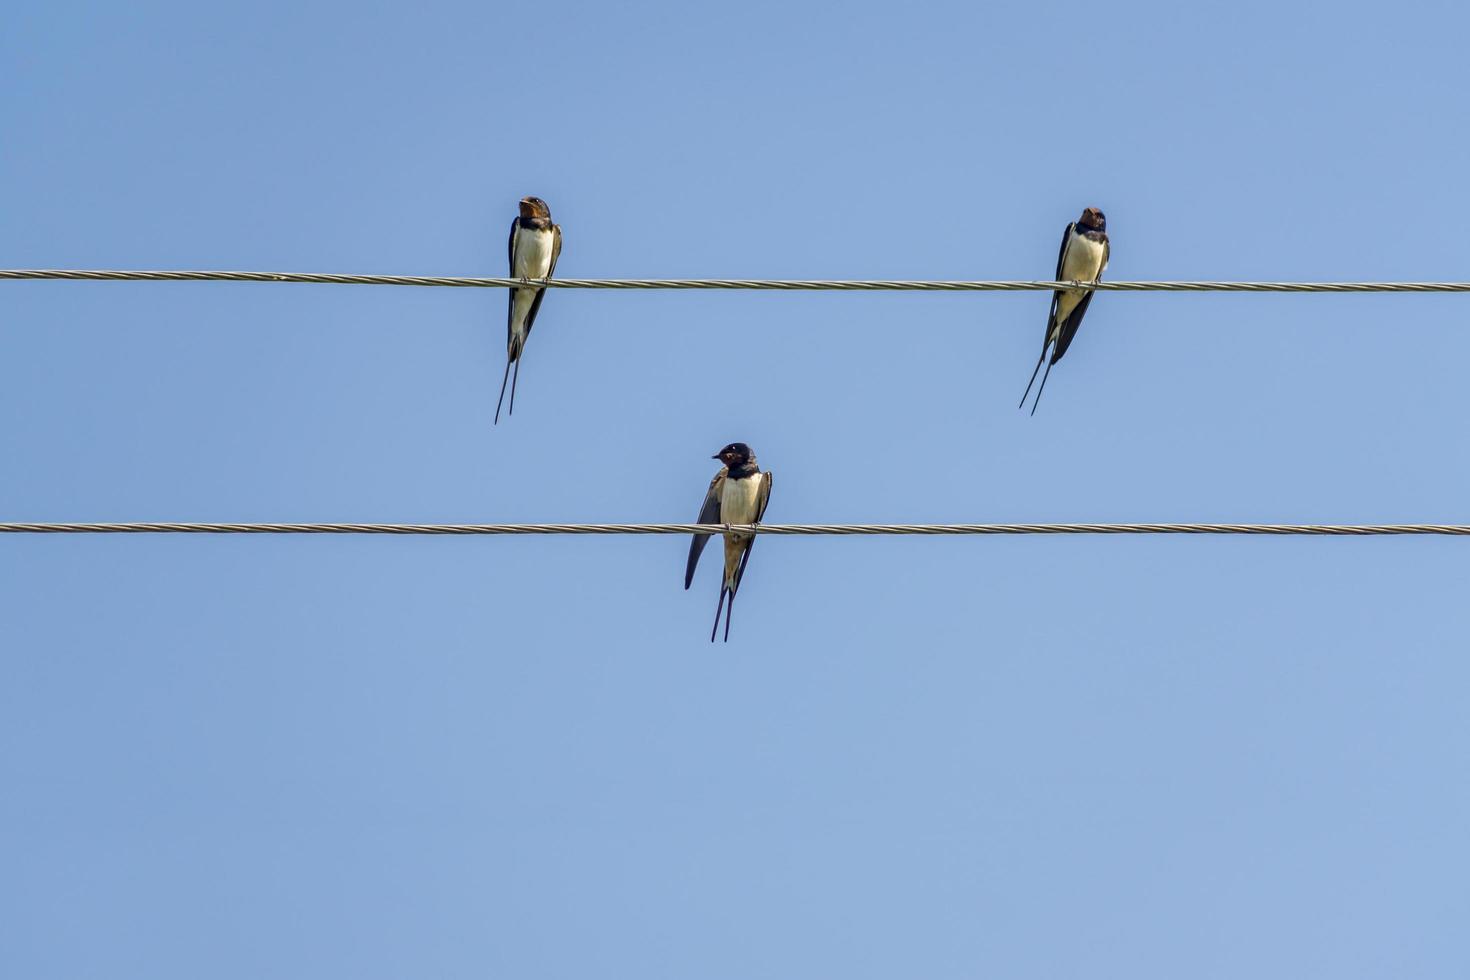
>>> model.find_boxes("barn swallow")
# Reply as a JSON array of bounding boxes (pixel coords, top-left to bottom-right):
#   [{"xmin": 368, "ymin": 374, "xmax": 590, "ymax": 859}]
[
  {"xmin": 1019, "ymin": 206, "xmax": 1110, "ymax": 415},
  {"xmin": 684, "ymin": 442, "xmax": 774, "ymax": 642},
  {"xmin": 495, "ymin": 196, "xmax": 563, "ymax": 424}
]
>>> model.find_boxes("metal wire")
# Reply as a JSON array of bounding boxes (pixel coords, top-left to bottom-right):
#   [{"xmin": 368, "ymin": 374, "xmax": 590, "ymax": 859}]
[
  {"xmin": 3, "ymin": 521, "xmax": 1469, "ymax": 536},
  {"xmin": 3, "ymin": 269, "xmax": 1470, "ymax": 293}
]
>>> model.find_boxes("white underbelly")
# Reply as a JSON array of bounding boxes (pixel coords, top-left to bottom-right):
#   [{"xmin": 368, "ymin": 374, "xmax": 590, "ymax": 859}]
[
  {"xmin": 721, "ymin": 476, "xmax": 762, "ymax": 529},
  {"xmin": 513, "ymin": 228, "xmax": 556, "ymax": 279},
  {"xmin": 1060, "ymin": 234, "xmax": 1106, "ymax": 284}
]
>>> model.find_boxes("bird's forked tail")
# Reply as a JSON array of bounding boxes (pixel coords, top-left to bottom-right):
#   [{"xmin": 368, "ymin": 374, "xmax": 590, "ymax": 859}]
[{"xmin": 494, "ymin": 337, "xmax": 524, "ymax": 426}]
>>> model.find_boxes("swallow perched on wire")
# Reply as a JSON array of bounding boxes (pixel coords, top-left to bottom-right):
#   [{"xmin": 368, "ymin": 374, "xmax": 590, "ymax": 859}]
[
  {"xmin": 684, "ymin": 442, "xmax": 774, "ymax": 642},
  {"xmin": 1020, "ymin": 206, "xmax": 1110, "ymax": 415},
  {"xmin": 495, "ymin": 196, "xmax": 563, "ymax": 424}
]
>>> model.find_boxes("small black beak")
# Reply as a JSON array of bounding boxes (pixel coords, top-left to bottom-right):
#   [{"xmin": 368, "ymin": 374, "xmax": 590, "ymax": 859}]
[{"xmin": 711, "ymin": 453, "xmax": 722, "ymax": 460}]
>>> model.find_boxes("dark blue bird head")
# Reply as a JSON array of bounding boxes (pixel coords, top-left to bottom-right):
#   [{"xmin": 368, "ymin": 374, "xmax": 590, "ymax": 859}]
[
  {"xmin": 518, "ymin": 196, "xmax": 552, "ymax": 221},
  {"xmin": 713, "ymin": 443, "xmax": 755, "ymax": 468}
]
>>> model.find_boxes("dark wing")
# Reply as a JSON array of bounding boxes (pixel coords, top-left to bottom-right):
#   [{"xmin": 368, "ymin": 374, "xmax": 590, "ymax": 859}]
[
  {"xmin": 684, "ymin": 468, "xmax": 725, "ymax": 589},
  {"xmin": 1051, "ymin": 233, "xmax": 1105, "ymax": 364},
  {"xmin": 1052, "ymin": 293, "xmax": 1093, "ymax": 362},
  {"xmin": 731, "ymin": 471, "xmax": 772, "ymax": 594},
  {"xmin": 755, "ymin": 470, "xmax": 772, "ymax": 522},
  {"xmin": 505, "ymin": 217, "xmax": 521, "ymax": 349},
  {"xmin": 1053, "ymin": 222, "xmax": 1074, "ymax": 280},
  {"xmin": 1044, "ymin": 222, "xmax": 1076, "ymax": 348},
  {"xmin": 522, "ymin": 222, "xmax": 562, "ymax": 342}
]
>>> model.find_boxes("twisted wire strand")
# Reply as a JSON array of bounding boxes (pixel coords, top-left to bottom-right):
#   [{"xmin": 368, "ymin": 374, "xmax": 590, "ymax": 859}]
[
  {"xmin": 3, "ymin": 269, "xmax": 1470, "ymax": 292},
  {"xmin": 3, "ymin": 522, "xmax": 1469, "ymax": 536}
]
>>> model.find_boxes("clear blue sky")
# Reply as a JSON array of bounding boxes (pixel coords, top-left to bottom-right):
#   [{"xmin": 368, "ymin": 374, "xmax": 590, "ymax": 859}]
[{"xmin": 3, "ymin": 2, "xmax": 1468, "ymax": 977}]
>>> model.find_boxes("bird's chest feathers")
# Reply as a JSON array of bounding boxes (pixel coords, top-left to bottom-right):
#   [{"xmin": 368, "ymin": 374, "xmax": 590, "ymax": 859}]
[
  {"xmin": 513, "ymin": 228, "xmax": 556, "ymax": 278},
  {"xmin": 1060, "ymin": 234, "xmax": 1107, "ymax": 283},
  {"xmin": 720, "ymin": 475, "xmax": 762, "ymax": 527}
]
